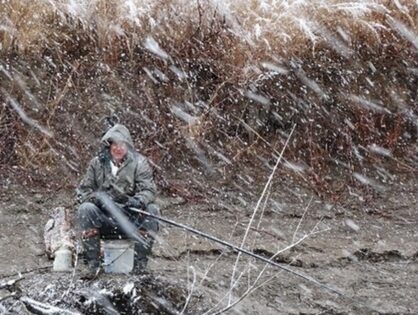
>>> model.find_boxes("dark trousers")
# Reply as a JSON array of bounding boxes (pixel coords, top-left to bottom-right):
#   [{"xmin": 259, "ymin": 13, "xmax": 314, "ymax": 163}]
[
  {"xmin": 78, "ymin": 201, "xmax": 160, "ymax": 237},
  {"xmin": 77, "ymin": 199, "xmax": 160, "ymax": 267}
]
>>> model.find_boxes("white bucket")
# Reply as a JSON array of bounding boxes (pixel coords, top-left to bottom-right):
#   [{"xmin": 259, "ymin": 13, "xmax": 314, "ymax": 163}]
[
  {"xmin": 103, "ymin": 240, "xmax": 134, "ymax": 273},
  {"xmin": 53, "ymin": 246, "xmax": 72, "ymax": 272}
]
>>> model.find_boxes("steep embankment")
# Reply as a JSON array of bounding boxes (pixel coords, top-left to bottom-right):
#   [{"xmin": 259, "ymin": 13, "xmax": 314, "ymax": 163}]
[
  {"xmin": 0, "ymin": 0, "xmax": 417, "ymax": 195},
  {"xmin": 0, "ymin": 1, "xmax": 417, "ymax": 314}
]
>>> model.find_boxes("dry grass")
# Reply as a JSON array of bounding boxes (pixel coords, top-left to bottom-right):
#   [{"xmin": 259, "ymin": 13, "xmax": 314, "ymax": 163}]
[{"xmin": 0, "ymin": 0, "xmax": 417, "ymax": 195}]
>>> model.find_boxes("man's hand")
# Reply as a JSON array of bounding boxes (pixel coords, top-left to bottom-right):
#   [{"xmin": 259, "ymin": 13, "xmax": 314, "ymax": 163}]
[
  {"xmin": 125, "ymin": 197, "xmax": 145, "ymax": 210},
  {"xmin": 87, "ymin": 191, "xmax": 111, "ymax": 209},
  {"xmin": 87, "ymin": 192, "xmax": 102, "ymax": 207}
]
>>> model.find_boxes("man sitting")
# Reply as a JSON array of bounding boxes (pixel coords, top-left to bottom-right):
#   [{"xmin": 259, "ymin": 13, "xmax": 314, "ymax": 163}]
[{"xmin": 76, "ymin": 124, "xmax": 159, "ymax": 277}]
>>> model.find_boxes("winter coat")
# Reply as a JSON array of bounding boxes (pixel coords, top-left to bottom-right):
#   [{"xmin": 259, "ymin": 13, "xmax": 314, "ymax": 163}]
[{"xmin": 76, "ymin": 124, "xmax": 156, "ymax": 206}]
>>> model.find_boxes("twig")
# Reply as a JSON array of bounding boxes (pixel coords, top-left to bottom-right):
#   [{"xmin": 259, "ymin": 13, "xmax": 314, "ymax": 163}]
[
  {"xmin": 204, "ymin": 230, "xmax": 318, "ymax": 315},
  {"xmin": 0, "ymin": 266, "xmax": 51, "ymax": 280},
  {"xmin": 180, "ymin": 266, "xmax": 196, "ymax": 315},
  {"xmin": 198, "ymin": 251, "xmax": 227, "ymax": 286},
  {"xmin": 246, "ymin": 187, "xmax": 272, "ymax": 287},
  {"xmin": 208, "ymin": 272, "xmax": 279, "ymax": 315},
  {"xmin": 201, "ymin": 267, "xmax": 250, "ymax": 315},
  {"xmin": 254, "ymin": 186, "xmax": 272, "ymax": 234},
  {"xmin": 208, "ymin": 225, "xmax": 331, "ymax": 315},
  {"xmin": 231, "ymin": 114, "xmax": 308, "ymax": 182},
  {"xmin": 130, "ymin": 208, "xmax": 348, "ymax": 299},
  {"xmin": 20, "ymin": 296, "xmax": 81, "ymax": 315},
  {"xmin": 61, "ymin": 246, "xmax": 80, "ymax": 300},
  {"xmin": 292, "ymin": 196, "xmax": 313, "ymax": 243},
  {"xmin": 229, "ymin": 124, "xmax": 296, "ymax": 304},
  {"xmin": 0, "ymin": 277, "xmax": 24, "ymax": 289}
]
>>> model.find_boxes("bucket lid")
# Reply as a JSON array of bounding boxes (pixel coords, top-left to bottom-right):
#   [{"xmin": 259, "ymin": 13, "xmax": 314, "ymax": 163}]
[{"xmin": 103, "ymin": 240, "xmax": 134, "ymax": 249}]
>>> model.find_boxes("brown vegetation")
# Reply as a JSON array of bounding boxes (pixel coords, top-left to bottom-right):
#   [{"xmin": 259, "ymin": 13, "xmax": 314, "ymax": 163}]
[{"xmin": 0, "ymin": 0, "xmax": 417, "ymax": 197}]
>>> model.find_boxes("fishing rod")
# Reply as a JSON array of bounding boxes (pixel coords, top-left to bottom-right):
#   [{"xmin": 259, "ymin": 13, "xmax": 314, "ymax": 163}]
[{"xmin": 129, "ymin": 208, "xmax": 351, "ymax": 300}]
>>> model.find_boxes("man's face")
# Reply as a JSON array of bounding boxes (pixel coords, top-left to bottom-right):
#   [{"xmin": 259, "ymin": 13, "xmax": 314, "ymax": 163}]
[{"xmin": 110, "ymin": 141, "xmax": 128, "ymax": 163}]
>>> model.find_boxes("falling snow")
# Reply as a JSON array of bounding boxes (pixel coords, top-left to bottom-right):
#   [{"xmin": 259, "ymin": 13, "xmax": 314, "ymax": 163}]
[{"xmin": 1, "ymin": 0, "xmax": 417, "ymax": 314}]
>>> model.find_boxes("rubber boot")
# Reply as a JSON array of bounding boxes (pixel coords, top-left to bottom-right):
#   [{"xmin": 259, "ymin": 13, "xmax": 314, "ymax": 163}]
[
  {"xmin": 83, "ymin": 235, "xmax": 101, "ymax": 268},
  {"xmin": 79, "ymin": 230, "xmax": 101, "ymax": 279},
  {"xmin": 132, "ymin": 237, "xmax": 153, "ymax": 274}
]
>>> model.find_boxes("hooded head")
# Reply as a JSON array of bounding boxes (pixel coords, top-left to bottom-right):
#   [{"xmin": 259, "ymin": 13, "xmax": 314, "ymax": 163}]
[
  {"xmin": 101, "ymin": 124, "xmax": 134, "ymax": 164},
  {"xmin": 101, "ymin": 124, "xmax": 134, "ymax": 148}
]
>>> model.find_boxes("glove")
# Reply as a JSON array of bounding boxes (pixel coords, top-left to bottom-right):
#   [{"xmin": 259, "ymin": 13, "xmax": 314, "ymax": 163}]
[
  {"xmin": 87, "ymin": 192, "xmax": 102, "ymax": 207},
  {"xmin": 125, "ymin": 197, "xmax": 145, "ymax": 210},
  {"xmin": 87, "ymin": 191, "xmax": 110, "ymax": 209}
]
